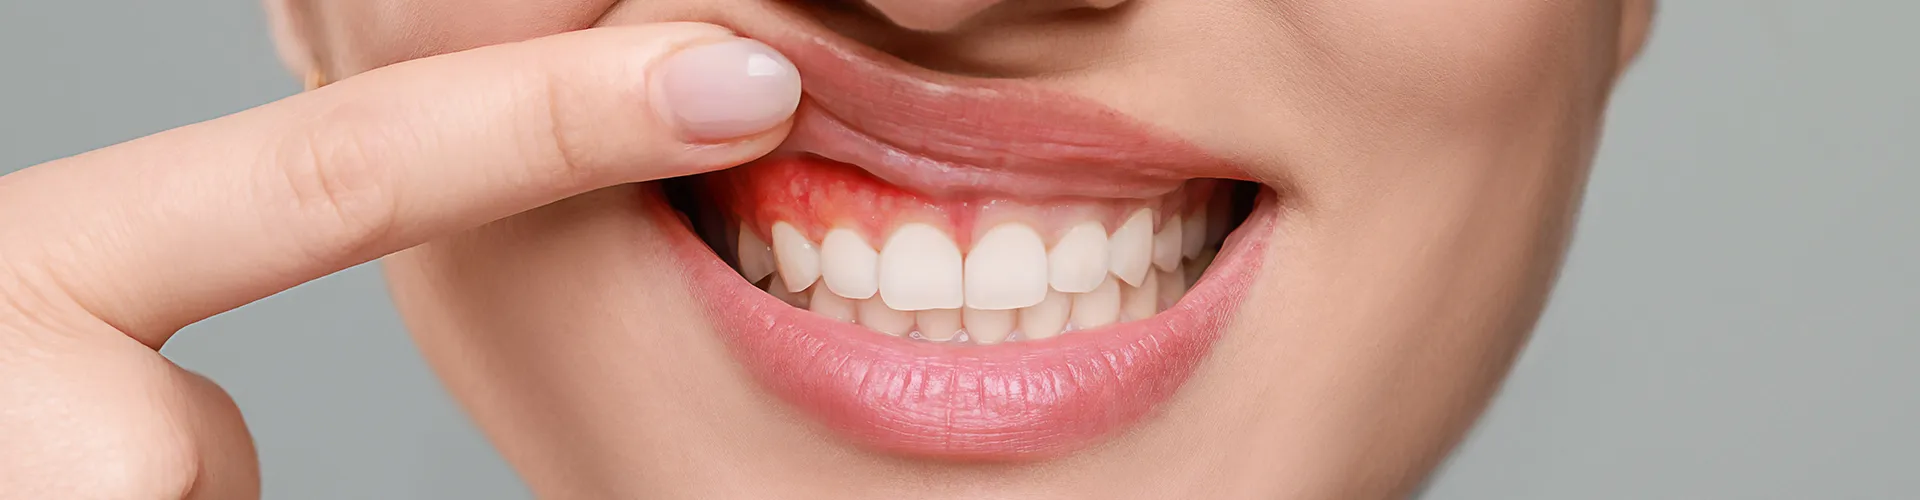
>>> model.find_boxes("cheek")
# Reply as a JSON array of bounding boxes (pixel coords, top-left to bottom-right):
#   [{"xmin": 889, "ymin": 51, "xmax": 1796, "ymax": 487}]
[
  {"xmin": 324, "ymin": 0, "xmax": 616, "ymax": 73},
  {"xmin": 1297, "ymin": 1, "xmax": 1620, "ymax": 129}
]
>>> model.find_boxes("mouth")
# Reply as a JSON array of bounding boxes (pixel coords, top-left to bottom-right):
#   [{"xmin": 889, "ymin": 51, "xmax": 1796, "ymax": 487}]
[{"xmin": 651, "ymin": 25, "xmax": 1277, "ymax": 460}]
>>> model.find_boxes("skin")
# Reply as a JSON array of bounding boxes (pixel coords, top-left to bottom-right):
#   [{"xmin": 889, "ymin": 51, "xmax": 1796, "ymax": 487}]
[{"xmin": 0, "ymin": 1, "xmax": 1652, "ymax": 498}]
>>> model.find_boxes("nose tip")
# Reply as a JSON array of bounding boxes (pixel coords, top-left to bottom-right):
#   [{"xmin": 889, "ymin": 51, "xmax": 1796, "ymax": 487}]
[{"xmin": 861, "ymin": 0, "xmax": 1129, "ymax": 32}]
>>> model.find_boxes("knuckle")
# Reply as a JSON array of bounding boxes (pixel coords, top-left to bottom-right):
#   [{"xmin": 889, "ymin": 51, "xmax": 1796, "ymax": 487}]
[
  {"xmin": 271, "ymin": 108, "xmax": 403, "ymax": 263},
  {"xmin": 532, "ymin": 64, "xmax": 612, "ymax": 188}
]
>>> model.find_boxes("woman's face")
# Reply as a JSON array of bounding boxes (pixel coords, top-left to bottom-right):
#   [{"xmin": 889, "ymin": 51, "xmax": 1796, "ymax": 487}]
[{"xmin": 275, "ymin": 1, "xmax": 1650, "ymax": 497}]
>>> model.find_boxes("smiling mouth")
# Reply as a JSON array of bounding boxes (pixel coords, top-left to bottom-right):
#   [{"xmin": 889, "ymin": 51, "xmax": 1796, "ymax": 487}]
[
  {"xmin": 687, "ymin": 157, "xmax": 1258, "ymax": 341},
  {"xmin": 648, "ymin": 24, "xmax": 1277, "ymax": 460}
]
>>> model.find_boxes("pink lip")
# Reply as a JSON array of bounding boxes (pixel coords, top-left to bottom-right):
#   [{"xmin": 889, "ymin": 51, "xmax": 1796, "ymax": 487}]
[
  {"xmin": 754, "ymin": 29, "xmax": 1248, "ymax": 199},
  {"xmin": 657, "ymin": 191, "xmax": 1275, "ymax": 459}
]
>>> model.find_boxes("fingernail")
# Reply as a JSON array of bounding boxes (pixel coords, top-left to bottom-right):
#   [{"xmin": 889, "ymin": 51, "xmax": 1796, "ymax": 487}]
[{"xmin": 656, "ymin": 38, "xmax": 803, "ymax": 141}]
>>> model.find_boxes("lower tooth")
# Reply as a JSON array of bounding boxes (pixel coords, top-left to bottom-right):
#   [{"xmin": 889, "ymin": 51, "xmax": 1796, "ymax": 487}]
[
  {"xmin": 1156, "ymin": 267, "xmax": 1186, "ymax": 311},
  {"xmin": 1019, "ymin": 291, "xmax": 1073, "ymax": 340},
  {"xmin": 810, "ymin": 288, "xmax": 856, "ymax": 322},
  {"xmin": 916, "ymin": 309, "xmax": 963, "ymax": 342},
  {"xmin": 963, "ymin": 308, "xmax": 1016, "ymax": 345},
  {"xmin": 1070, "ymin": 277, "xmax": 1122, "ymax": 329},
  {"xmin": 766, "ymin": 276, "xmax": 808, "ymax": 308},
  {"xmin": 858, "ymin": 299, "xmax": 914, "ymax": 336},
  {"xmin": 1121, "ymin": 271, "xmax": 1158, "ymax": 321}
]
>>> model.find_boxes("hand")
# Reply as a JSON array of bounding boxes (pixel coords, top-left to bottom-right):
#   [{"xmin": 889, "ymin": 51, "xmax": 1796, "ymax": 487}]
[{"xmin": 0, "ymin": 22, "xmax": 800, "ymax": 499}]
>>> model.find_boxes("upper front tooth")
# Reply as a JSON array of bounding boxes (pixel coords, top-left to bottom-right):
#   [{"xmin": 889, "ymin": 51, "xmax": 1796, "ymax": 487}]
[
  {"xmin": 771, "ymin": 222, "xmax": 820, "ymax": 293},
  {"xmin": 1048, "ymin": 222, "xmax": 1110, "ymax": 293},
  {"xmin": 1152, "ymin": 217, "xmax": 1184, "ymax": 272},
  {"xmin": 820, "ymin": 228, "xmax": 879, "ymax": 299},
  {"xmin": 738, "ymin": 225, "xmax": 776, "ymax": 283},
  {"xmin": 1181, "ymin": 211, "xmax": 1207, "ymax": 259},
  {"xmin": 964, "ymin": 223, "xmax": 1049, "ymax": 310},
  {"xmin": 1109, "ymin": 208, "xmax": 1154, "ymax": 286},
  {"xmin": 878, "ymin": 223, "xmax": 965, "ymax": 311}
]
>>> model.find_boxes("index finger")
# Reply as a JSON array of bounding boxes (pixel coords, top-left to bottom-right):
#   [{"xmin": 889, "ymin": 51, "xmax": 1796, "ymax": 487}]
[{"xmin": 0, "ymin": 23, "xmax": 802, "ymax": 346}]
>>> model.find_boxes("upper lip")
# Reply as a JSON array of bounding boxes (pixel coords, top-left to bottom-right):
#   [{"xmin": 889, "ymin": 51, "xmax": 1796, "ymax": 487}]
[{"xmin": 747, "ymin": 23, "xmax": 1245, "ymax": 199}]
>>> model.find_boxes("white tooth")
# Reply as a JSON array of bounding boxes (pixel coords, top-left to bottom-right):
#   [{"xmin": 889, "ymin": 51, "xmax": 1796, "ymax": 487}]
[
  {"xmin": 1152, "ymin": 217, "xmax": 1184, "ymax": 272},
  {"xmin": 738, "ymin": 225, "xmax": 776, "ymax": 283},
  {"xmin": 1109, "ymin": 208, "xmax": 1154, "ymax": 287},
  {"xmin": 810, "ymin": 287, "xmax": 857, "ymax": 322},
  {"xmin": 1069, "ymin": 276, "xmax": 1122, "ymax": 330},
  {"xmin": 1048, "ymin": 222, "xmax": 1110, "ymax": 293},
  {"xmin": 766, "ymin": 276, "xmax": 809, "ymax": 309},
  {"xmin": 1019, "ymin": 290, "xmax": 1072, "ymax": 340},
  {"xmin": 964, "ymin": 223, "xmax": 1050, "ymax": 310},
  {"xmin": 878, "ymin": 223, "xmax": 965, "ymax": 311},
  {"xmin": 1181, "ymin": 211, "xmax": 1207, "ymax": 259},
  {"xmin": 820, "ymin": 228, "xmax": 879, "ymax": 299},
  {"xmin": 964, "ymin": 308, "xmax": 1016, "ymax": 345},
  {"xmin": 1122, "ymin": 270, "xmax": 1159, "ymax": 321},
  {"xmin": 771, "ymin": 222, "xmax": 820, "ymax": 293},
  {"xmin": 858, "ymin": 299, "xmax": 914, "ymax": 336},
  {"xmin": 1157, "ymin": 267, "xmax": 1187, "ymax": 311},
  {"xmin": 916, "ymin": 309, "xmax": 963, "ymax": 342}
]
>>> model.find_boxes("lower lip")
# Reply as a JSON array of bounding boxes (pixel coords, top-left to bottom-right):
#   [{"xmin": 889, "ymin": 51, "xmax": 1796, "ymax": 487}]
[{"xmin": 651, "ymin": 188, "xmax": 1275, "ymax": 460}]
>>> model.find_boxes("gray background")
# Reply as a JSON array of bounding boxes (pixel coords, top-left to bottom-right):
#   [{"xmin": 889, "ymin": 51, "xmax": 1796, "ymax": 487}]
[{"xmin": 1, "ymin": 1, "xmax": 1914, "ymax": 499}]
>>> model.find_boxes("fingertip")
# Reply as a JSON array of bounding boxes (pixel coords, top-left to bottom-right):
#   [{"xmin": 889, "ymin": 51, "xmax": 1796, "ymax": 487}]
[{"xmin": 653, "ymin": 37, "xmax": 804, "ymax": 143}]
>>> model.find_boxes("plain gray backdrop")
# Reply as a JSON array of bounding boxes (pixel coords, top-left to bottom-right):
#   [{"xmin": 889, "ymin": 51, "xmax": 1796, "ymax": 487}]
[{"xmin": 2, "ymin": 2, "xmax": 1915, "ymax": 499}]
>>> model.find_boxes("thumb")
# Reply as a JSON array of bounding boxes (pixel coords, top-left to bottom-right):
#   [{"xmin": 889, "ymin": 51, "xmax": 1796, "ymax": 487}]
[{"xmin": 0, "ymin": 22, "xmax": 802, "ymax": 343}]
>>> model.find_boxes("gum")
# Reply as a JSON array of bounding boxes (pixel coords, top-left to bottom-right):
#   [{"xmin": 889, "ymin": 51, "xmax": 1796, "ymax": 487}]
[{"xmin": 703, "ymin": 156, "xmax": 1220, "ymax": 247}]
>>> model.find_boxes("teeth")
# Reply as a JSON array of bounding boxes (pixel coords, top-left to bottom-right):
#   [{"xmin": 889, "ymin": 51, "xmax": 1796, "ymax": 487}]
[
  {"xmin": 1048, "ymin": 222, "xmax": 1110, "ymax": 293},
  {"xmin": 747, "ymin": 180, "xmax": 1233, "ymax": 344},
  {"xmin": 964, "ymin": 307, "xmax": 1016, "ymax": 345},
  {"xmin": 1152, "ymin": 217, "xmax": 1184, "ymax": 272},
  {"xmin": 1108, "ymin": 208, "xmax": 1154, "ymax": 287},
  {"xmin": 859, "ymin": 299, "xmax": 914, "ymax": 336},
  {"xmin": 738, "ymin": 226, "xmax": 776, "ymax": 283},
  {"xmin": 820, "ymin": 228, "xmax": 880, "ymax": 299},
  {"xmin": 809, "ymin": 287, "xmax": 857, "ymax": 322},
  {"xmin": 878, "ymin": 223, "xmax": 966, "ymax": 311},
  {"xmin": 1019, "ymin": 290, "xmax": 1073, "ymax": 340},
  {"xmin": 1181, "ymin": 211, "xmax": 1207, "ymax": 259},
  {"xmin": 1157, "ymin": 267, "xmax": 1187, "ymax": 310},
  {"xmin": 771, "ymin": 222, "xmax": 820, "ymax": 293},
  {"xmin": 1070, "ymin": 276, "xmax": 1123, "ymax": 330},
  {"xmin": 916, "ymin": 308, "xmax": 963, "ymax": 341},
  {"xmin": 964, "ymin": 223, "xmax": 1050, "ymax": 310},
  {"xmin": 1121, "ymin": 270, "xmax": 1159, "ymax": 321},
  {"xmin": 766, "ymin": 276, "xmax": 808, "ymax": 309}
]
